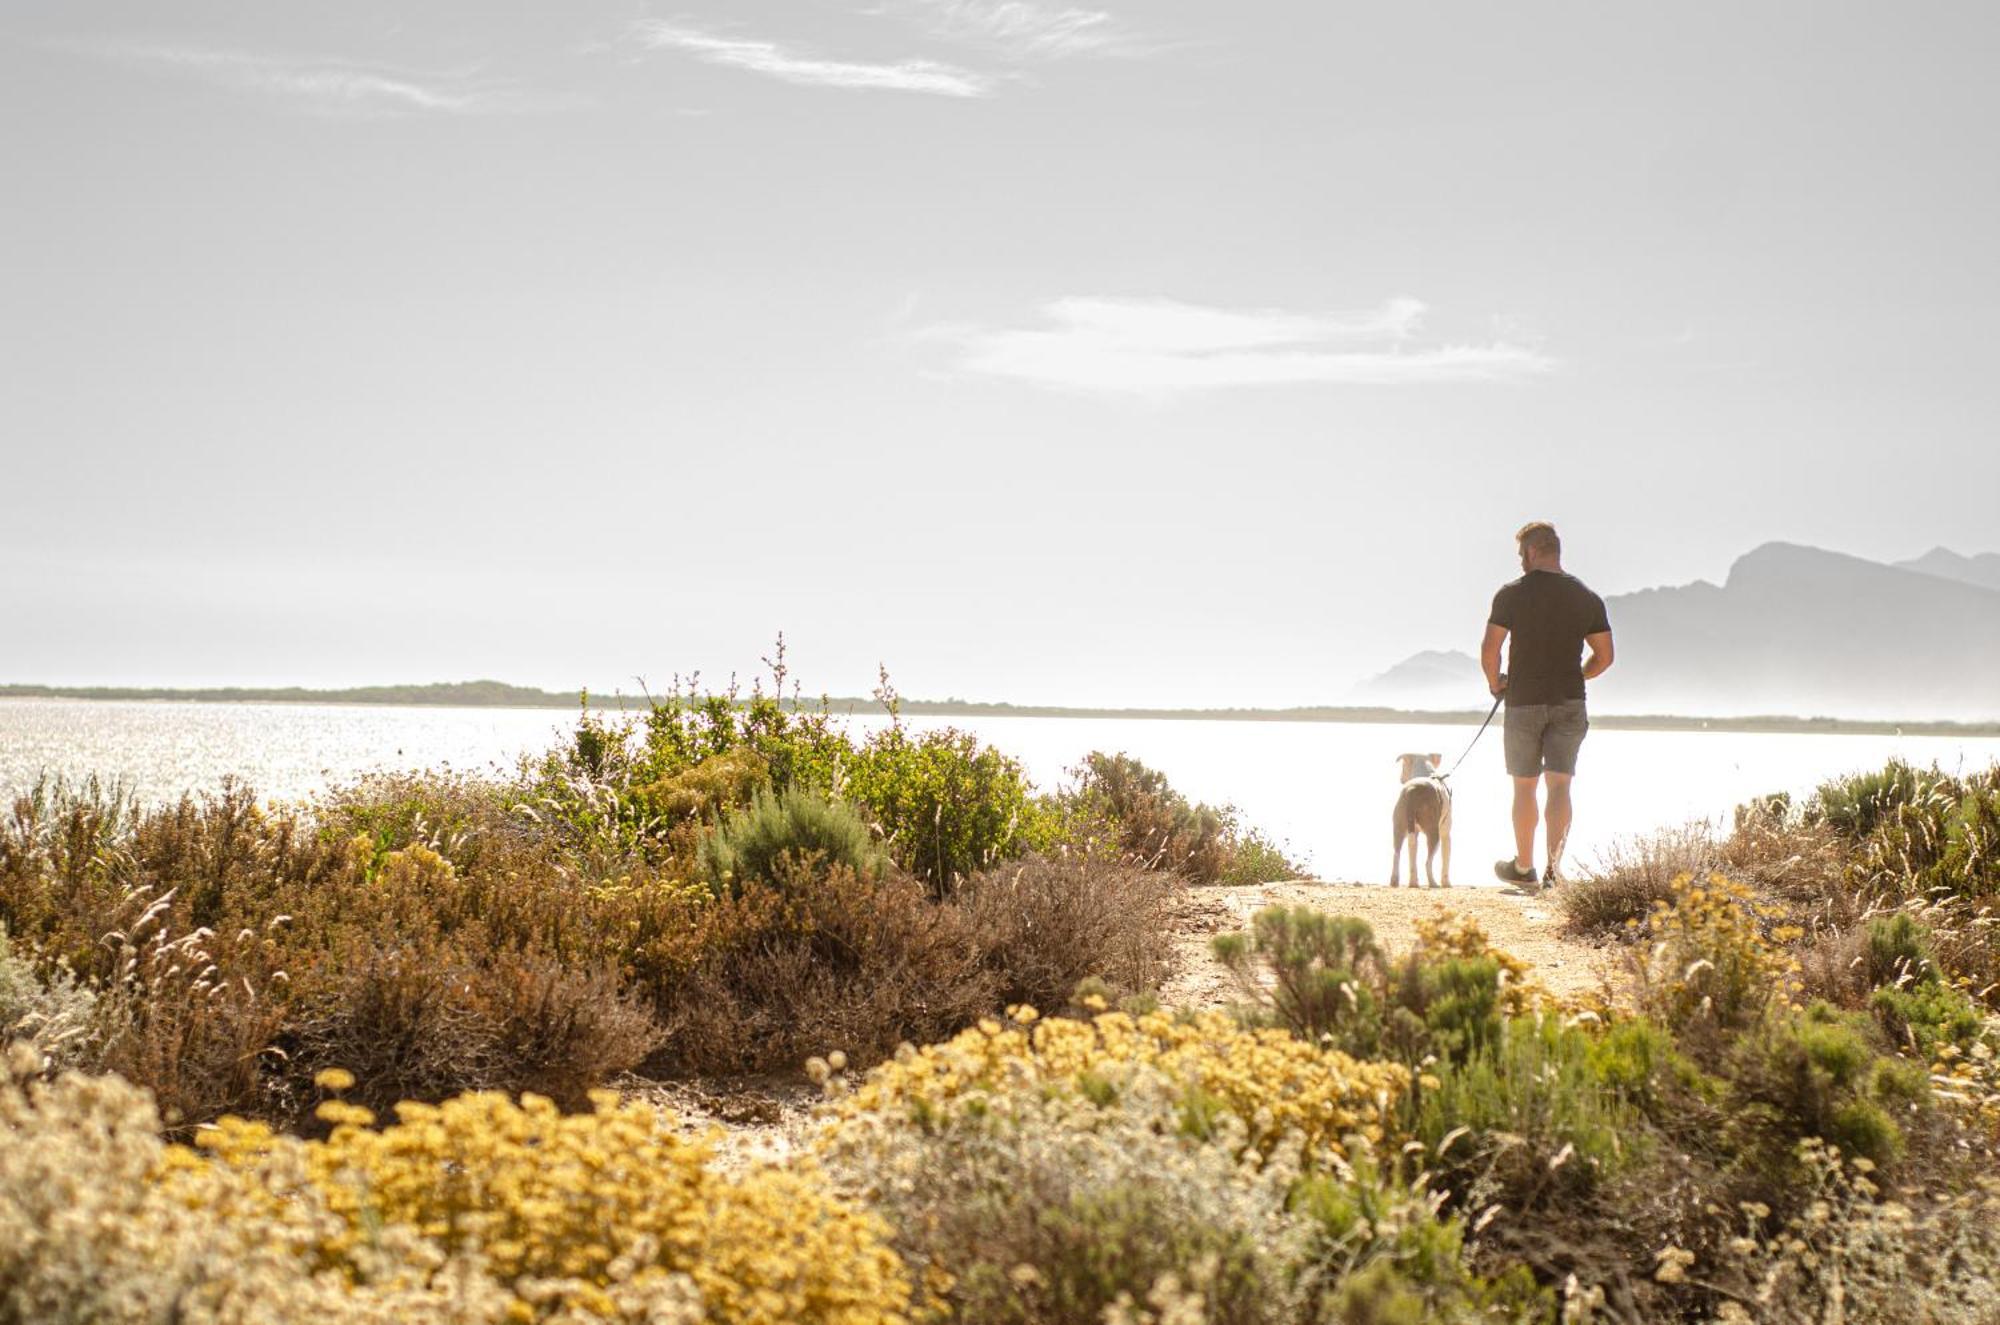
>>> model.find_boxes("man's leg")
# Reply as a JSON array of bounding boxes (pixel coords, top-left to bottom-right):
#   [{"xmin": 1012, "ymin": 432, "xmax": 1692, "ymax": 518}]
[
  {"xmin": 1543, "ymin": 772, "xmax": 1573, "ymax": 878},
  {"xmin": 1540, "ymin": 701, "xmax": 1589, "ymax": 881},
  {"xmin": 1511, "ymin": 776, "xmax": 1540, "ymax": 871}
]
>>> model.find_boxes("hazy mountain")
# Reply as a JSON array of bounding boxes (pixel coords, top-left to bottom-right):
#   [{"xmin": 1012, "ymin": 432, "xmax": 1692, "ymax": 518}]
[
  {"xmin": 1352, "ymin": 649, "xmax": 1484, "ymax": 708},
  {"xmin": 1363, "ymin": 542, "xmax": 2000, "ymax": 721},
  {"xmin": 1896, "ymin": 547, "xmax": 2000, "ymax": 594}
]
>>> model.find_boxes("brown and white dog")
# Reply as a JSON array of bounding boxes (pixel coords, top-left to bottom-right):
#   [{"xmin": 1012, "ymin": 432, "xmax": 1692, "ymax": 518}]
[{"xmin": 1390, "ymin": 753, "xmax": 1451, "ymax": 888}]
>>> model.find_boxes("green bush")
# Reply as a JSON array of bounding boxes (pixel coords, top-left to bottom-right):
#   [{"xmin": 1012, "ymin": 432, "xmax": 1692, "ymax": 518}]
[
  {"xmin": 1290, "ymin": 1156, "xmax": 1553, "ymax": 1324},
  {"xmin": 1729, "ymin": 1003, "xmax": 1918, "ymax": 1174},
  {"xmin": 1808, "ymin": 760, "xmax": 1933, "ymax": 839},
  {"xmin": 1213, "ymin": 908, "xmax": 1388, "ymax": 1054},
  {"xmin": 696, "ymin": 786, "xmax": 888, "ymax": 896},
  {"xmin": 1807, "ymin": 761, "xmax": 2000, "ymax": 900},
  {"xmin": 1859, "ymin": 913, "xmax": 1985, "ymax": 1054},
  {"xmin": 1414, "ymin": 1014, "xmax": 1643, "ymax": 1206},
  {"xmin": 846, "ymin": 725, "xmax": 1052, "ymax": 893}
]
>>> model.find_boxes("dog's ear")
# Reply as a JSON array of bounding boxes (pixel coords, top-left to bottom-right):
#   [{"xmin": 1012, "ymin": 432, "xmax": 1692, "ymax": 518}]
[{"xmin": 1429, "ymin": 752, "xmax": 1442, "ymax": 764}]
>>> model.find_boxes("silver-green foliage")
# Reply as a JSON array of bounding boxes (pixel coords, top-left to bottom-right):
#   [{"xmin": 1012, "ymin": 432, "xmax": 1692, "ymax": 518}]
[{"xmin": 0, "ymin": 926, "xmax": 99, "ymax": 1071}]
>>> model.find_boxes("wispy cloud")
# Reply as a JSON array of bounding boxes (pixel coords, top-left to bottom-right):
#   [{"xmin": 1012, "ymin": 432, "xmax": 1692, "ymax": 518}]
[
  {"xmin": 631, "ymin": 21, "xmax": 994, "ymax": 97},
  {"xmin": 890, "ymin": 0, "xmax": 1144, "ymax": 59},
  {"xmin": 77, "ymin": 42, "xmax": 513, "ymax": 115},
  {"xmin": 926, "ymin": 297, "xmax": 1557, "ymax": 395}
]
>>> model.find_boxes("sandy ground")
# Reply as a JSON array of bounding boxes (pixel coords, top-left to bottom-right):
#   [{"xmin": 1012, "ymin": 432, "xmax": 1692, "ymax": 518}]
[
  {"xmin": 1162, "ymin": 878, "xmax": 1619, "ymax": 1008},
  {"xmin": 644, "ymin": 876, "xmax": 1621, "ymax": 1167}
]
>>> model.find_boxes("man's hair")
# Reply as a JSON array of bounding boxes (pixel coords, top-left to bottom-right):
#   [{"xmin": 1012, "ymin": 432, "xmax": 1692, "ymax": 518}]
[{"xmin": 1516, "ymin": 521, "xmax": 1561, "ymax": 558}]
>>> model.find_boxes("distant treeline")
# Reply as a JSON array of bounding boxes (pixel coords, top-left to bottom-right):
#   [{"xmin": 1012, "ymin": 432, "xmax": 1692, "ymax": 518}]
[{"xmin": 4, "ymin": 681, "xmax": 1998, "ymax": 738}]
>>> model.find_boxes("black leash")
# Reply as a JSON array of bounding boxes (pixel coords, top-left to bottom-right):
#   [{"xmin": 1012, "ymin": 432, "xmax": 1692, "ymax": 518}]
[{"xmin": 1436, "ymin": 691, "xmax": 1504, "ymax": 782}]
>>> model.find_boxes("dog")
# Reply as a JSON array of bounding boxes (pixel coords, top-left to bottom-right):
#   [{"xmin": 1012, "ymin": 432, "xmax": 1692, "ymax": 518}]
[{"xmin": 1390, "ymin": 753, "xmax": 1451, "ymax": 888}]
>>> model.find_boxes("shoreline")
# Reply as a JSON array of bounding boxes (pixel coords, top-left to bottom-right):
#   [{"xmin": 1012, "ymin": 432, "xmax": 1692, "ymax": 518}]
[{"xmin": 3, "ymin": 685, "xmax": 1997, "ymax": 739}]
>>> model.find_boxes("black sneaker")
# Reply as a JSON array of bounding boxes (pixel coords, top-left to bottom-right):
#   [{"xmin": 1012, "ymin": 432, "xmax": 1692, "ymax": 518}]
[{"xmin": 1493, "ymin": 859, "xmax": 1539, "ymax": 888}]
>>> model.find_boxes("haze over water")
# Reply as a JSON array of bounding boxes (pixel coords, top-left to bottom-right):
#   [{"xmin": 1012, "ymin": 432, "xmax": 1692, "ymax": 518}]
[{"xmin": 6, "ymin": 698, "xmax": 1995, "ymax": 886}]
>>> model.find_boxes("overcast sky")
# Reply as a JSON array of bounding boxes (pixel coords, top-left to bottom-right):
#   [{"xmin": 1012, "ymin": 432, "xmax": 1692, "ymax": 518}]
[{"xmin": 3, "ymin": 1, "xmax": 1995, "ymax": 706}]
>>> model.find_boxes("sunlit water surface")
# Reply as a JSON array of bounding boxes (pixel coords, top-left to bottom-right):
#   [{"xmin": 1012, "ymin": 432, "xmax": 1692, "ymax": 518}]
[{"xmin": 4, "ymin": 698, "xmax": 1996, "ymax": 886}]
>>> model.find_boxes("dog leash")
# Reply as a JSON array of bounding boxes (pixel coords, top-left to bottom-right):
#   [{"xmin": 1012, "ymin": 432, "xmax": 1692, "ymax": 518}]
[{"xmin": 1436, "ymin": 692, "xmax": 1504, "ymax": 782}]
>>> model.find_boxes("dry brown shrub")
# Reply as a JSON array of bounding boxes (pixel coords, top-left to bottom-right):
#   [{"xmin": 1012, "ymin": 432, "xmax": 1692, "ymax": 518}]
[
  {"xmin": 289, "ymin": 943, "xmax": 660, "ymax": 1119},
  {"xmin": 956, "ymin": 852, "xmax": 1172, "ymax": 1010},
  {"xmin": 653, "ymin": 859, "xmax": 997, "ymax": 1075},
  {"xmin": 92, "ymin": 912, "xmax": 294, "ymax": 1132},
  {"xmin": 1562, "ymin": 822, "xmax": 1725, "ymax": 937}
]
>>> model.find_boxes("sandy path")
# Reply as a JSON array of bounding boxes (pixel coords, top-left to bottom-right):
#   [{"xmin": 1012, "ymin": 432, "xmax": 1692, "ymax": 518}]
[{"xmin": 1163, "ymin": 879, "xmax": 1618, "ymax": 1008}]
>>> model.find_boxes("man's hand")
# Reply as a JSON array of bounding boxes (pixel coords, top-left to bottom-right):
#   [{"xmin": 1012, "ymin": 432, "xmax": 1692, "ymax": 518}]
[{"xmin": 1490, "ymin": 672, "xmax": 1509, "ymax": 699}]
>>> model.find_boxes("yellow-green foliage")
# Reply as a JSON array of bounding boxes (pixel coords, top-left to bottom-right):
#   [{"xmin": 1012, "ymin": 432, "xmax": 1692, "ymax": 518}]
[
  {"xmin": 641, "ymin": 747, "xmax": 771, "ymax": 823},
  {"xmin": 837, "ymin": 1004, "xmax": 1410, "ymax": 1163}
]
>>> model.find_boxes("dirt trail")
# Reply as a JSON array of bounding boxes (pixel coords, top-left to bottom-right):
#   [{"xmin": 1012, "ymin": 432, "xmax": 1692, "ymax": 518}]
[{"xmin": 652, "ymin": 878, "xmax": 1620, "ymax": 1167}]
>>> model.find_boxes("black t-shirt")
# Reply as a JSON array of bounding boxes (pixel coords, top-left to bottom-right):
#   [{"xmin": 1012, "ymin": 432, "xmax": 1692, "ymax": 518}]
[{"xmin": 1488, "ymin": 571, "xmax": 1611, "ymax": 706}]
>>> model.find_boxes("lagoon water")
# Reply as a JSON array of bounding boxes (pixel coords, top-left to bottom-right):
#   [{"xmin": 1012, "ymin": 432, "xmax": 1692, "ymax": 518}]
[{"xmin": 4, "ymin": 697, "xmax": 1997, "ymax": 886}]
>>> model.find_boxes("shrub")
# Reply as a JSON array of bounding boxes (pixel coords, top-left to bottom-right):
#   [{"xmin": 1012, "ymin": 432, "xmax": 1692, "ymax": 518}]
[
  {"xmin": 195, "ymin": 1089, "xmax": 914, "ymax": 1325},
  {"xmin": 648, "ymin": 860, "xmax": 998, "ymax": 1075},
  {"xmin": 1633, "ymin": 875, "xmax": 1798, "ymax": 1039},
  {"xmin": 829, "ymin": 1034, "xmax": 1540, "ymax": 1325},
  {"xmin": 1699, "ymin": 1138, "xmax": 2000, "ymax": 1324},
  {"xmin": 1726, "ymin": 1003, "xmax": 1921, "ymax": 1176},
  {"xmin": 1414, "ymin": 1014, "xmax": 1644, "ymax": 1207},
  {"xmin": 90, "ymin": 906, "xmax": 295, "ymax": 1132},
  {"xmin": 835, "ymin": 1005, "xmax": 1410, "ymax": 1166},
  {"xmin": 956, "ymin": 853, "xmax": 1172, "ymax": 1011},
  {"xmin": 1213, "ymin": 907, "xmax": 1543, "ymax": 1069},
  {"xmin": 832, "ymin": 1067, "xmax": 1311, "ymax": 1325},
  {"xmin": 0, "ymin": 926, "xmax": 97, "ymax": 1071},
  {"xmin": 0, "ymin": 1051, "xmax": 914, "ymax": 1325},
  {"xmin": 1213, "ymin": 908, "xmax": 1390, "ymax": 1054},
  {"xmin": 1057, "ymin": 752, "xmax": 1303, "ymax": 886},
  {"xmin": 695, "ymin": 786, "xmax": 887, "ymax": 896},
  {"xmin": 289, "ymin": 942, "xmax": 662, "ymax": 1118},
  {"xmin": 0, "ymin": 1048, "xmax": 503, "ymax": 1325},
  {"xmin": 1214, "ymin": 825, "xmax": 1305, "ymax": 886},
  {"xmin": 1289, "ymin": 1157, "xmax": 1552, "ymax": 1324},
  {"xmin": 1560, "ymin": 822, "xmax": 1723, "ymax": 937},
  {"xmin": 1807, "ymin": 761, "xmax": 2000, "ymax": 902},
  {"xmin": 533, "ymin": 669, "xmax": 1055, "ymax": 893},
  {"xmin": 846, "ymin": 724, "xmax": 1053, "ymax": 893}
]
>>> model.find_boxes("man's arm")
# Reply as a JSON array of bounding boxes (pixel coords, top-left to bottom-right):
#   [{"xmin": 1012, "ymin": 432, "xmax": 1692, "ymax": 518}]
[
  {"xmin": 1582, "ymin": 630, "xmax": 1614, "ymax": 681},
  {"xmin": 1481, "ymin": 622, "xmax": 1508, "ymax": 697}
]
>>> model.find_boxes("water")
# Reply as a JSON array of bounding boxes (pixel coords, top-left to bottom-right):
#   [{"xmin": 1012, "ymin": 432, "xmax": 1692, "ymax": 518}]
[{"xmin": 4, "ymin": 698, "xmax": 1996, "ymax": 886}]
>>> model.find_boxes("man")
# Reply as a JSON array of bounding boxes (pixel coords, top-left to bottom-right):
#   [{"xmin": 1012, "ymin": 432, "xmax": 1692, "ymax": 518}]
[{"xmin": 1480, "ymin": 522, "xmax": 1613, "ymax": 889}]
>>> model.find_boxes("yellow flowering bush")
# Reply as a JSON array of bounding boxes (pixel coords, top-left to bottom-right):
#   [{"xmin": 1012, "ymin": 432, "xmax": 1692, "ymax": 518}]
[
  {"xmin": 186, "ymin": 1087, "xmax": 914, "ymax": 1325},
  {"xmin": 2, "ymin": 1044, "xmax": 516, "ymax": 1325},
  {"xmin": 1637, "ymin": 875, "xmax": 1800, "ymax": 1034},
  {"xmin": 836, "ymin": 1005, "xmax": 1409, "ymax": 1162}
]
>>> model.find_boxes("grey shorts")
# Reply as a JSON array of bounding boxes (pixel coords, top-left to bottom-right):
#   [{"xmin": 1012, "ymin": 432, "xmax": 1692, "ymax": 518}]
[{"xmin": 1503, "ymin": 700, "xmax": 1589, "ymax": 778}]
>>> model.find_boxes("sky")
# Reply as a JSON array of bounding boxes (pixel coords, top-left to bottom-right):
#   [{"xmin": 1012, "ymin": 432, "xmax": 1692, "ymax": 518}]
[{"xmin": 2, "ymin": 1, "xmax": 1996, "ymax": 707}]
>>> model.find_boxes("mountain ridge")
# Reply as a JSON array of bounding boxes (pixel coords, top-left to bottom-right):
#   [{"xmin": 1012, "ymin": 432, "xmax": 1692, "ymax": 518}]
[{"xmin": 1359, "ymin": 541, "xmax": 2000, "ymax": 721}]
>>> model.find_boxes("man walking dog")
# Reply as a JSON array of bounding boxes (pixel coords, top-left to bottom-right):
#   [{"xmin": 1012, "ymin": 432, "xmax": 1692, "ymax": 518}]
[{"xmin": 1481, "ymin": 522, "xmax": 1614, "ymax": 889}]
